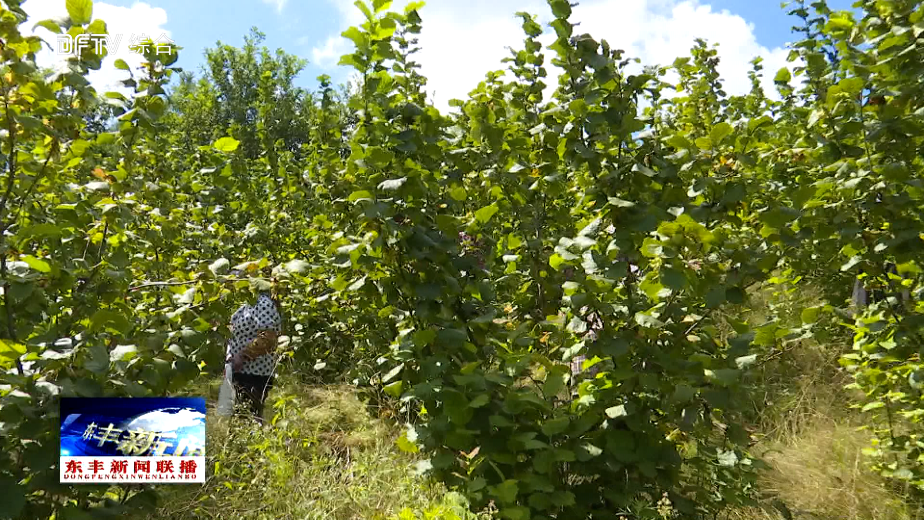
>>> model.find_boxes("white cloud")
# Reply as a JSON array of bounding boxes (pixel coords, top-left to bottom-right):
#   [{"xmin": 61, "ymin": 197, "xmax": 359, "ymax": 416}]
[
  {"xmin": 126, "ymin": 408, "xmax": 205, "ymax": 431},
  {"xmin": 262, "ymin": 0, "xmax": 288, "ymax": 13},
  {"xmin": 567, "ymin": 0, "xmax": 793, "ymax": 101},
  {"xmin": 319, "ymin": 0, "xmax": 796, "ymax": 112},
  {"xmin": 330, "ymin": 0, "xmax": 367, "ymax": 27},
  {"xmin": 310, "ymin": 0, "xmax": 366, "ymax": 66},
  {"xmin": 22, "ymin": 0, "xmax": 172, "ymax": 96},
  {"xmin": 312, "ymin": 35, "xmax": 350, "ymax": 68}
]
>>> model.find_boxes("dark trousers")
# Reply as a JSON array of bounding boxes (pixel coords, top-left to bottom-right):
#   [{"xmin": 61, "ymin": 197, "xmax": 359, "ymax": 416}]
[{"xmin": 232, "ymin": 372, "xmax": 273, "ymax": 423}]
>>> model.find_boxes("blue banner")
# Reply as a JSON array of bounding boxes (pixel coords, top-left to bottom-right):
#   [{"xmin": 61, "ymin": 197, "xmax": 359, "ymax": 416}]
[
  {"xmin": 60, "ymin": 397, "xmax": 205, "ymax": 457},
  {"xmin": 60, "ymin": 397, "xmax": 206, "ymax": 483}
]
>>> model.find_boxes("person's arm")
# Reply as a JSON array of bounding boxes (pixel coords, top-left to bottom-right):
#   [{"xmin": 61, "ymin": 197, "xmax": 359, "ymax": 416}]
[
  {"xmin": 239, "ymin": 330, "xmax": 278, "ymax": 362},
  {"xmin": 237, "ymin": 294, "xmax": 282, "ymax": 363},
  {"xmin": 226, "ymin": 304, "xmax": 253, "ymax": 370}
]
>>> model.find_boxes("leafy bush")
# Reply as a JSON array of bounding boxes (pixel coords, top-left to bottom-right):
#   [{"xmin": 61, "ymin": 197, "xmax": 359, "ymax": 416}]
[{"xmin": 3, "ymin": 0, "xmax": 924, "ymax": 518}]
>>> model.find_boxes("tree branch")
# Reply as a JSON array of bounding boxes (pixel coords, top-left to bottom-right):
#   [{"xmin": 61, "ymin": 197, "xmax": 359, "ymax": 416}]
[{"xmin": 129, "ymin": 277, "xmax": 271, "ymax": 291}]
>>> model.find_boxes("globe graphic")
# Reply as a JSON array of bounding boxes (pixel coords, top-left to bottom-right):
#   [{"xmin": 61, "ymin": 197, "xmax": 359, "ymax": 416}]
[{"xmin": 122, "ymin": 407, "xmax": 206, "ymax": 456}]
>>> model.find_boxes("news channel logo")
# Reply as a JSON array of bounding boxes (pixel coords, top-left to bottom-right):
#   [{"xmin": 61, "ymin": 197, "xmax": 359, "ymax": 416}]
[
  {"xmin": 59, "ymin": 397, "xmax": 205, "ymax": 483},
  {"xmin": 55, "ymin": 33, "xmax": 175, "ymax": 59}
]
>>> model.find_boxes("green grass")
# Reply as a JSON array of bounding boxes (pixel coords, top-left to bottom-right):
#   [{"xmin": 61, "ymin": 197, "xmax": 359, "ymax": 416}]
[
  {"xmin": 724, "ymin": 282, "xmax": 924, "ymax": 520},
  {"xmin": 726, "ymin": 338, "xmax": 923, "ymax": 520},
  {"xmin": 128, "ymin": 375, "xmax": 491, "ymax": 520}
]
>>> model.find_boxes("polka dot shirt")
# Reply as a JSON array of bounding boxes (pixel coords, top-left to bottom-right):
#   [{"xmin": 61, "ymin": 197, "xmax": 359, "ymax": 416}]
[{"xmin": 226, "ymin": 293, "xmax": 282, "ymax": 377}]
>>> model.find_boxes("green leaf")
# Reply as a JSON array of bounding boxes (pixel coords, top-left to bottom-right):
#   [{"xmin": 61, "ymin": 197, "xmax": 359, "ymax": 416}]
[
  {"xmin": 86, "ymin": 19, "xmax": 106, "ymax": 35},
  {"xmin": 807, "ymin": 109, "xmax": 823, "ymax": 128},
  {"xmin": 110, "ymin": 344, "xmax": 138, "ymax": 362},
  {"xmin": 549, "ymin": 0, "xmax": 571, "ymax": 18},
  {"xmin": 705, "ymin": 286, "xmax": 726, "ymax": 308},
  {"xmin": 841, "ymin": 256, "xmax": 862, "ymax": 272},
  {"xmin": 208, "ymin": 258, "xmax": 230, "ymax": 275},
  {"xmin": 90, "ymin": 309, "xmax": 131, "ymax": 334},
  {"xmin": 774, "ymin": 67, "xmax": 792, "ymax": 84},
  {"xmin": 213, "ymin": 137, "xmax": 240, "ymax": 153},
  {"xmin": 838, "ymin": 76, "xmax": 865, "ymax": 96},
  {"xmin": 717, "ymin": 449, "xmax": 738, "ymax": 467},
  {"xmin": 605, "ymin": 404, "xmax": 630, "ymax": 418},
  {"xmin": 635, "ymin": 312, "xmax": 664, "ymax": 328},
  {"xmin": 70, "ymin": 139, "xmax": 90, "ymax": 157},
  {"xmin": 549, "ymin": 253, "xmax": 567, "ymax": 271},
  {"xmin": 354, "ymin": 0, "xmax": 374, "ymax": 20},
  {"xmin": 383, "ymin": 363, "xmax": 403, "ymax": 383},
  {"xmin": 19, "ymin": 223, "xmax": 63, "ymax": 241},
  {"xmin": 709, "ymin": 122, "xmax": 733, "ymax": 144},
  {"xmin": 67, "ymin": 0, "xmax": 93, "ymax": 25},
  {"xmin": 500, "ymin": 506, "xmax": 530, "ymax": 520},
  {"xmin": 825, "ymin": 16, "xmax": 854, "ymax": 32},
  {"xmin": 450, "ymin": 186, "xmax": 467, "ymax": 201},
  {"xmin": 404, "ymin": 0, "xmax": 424, "ymax": 13},
  {"xmin": 378, "ymin": 177, "xmax": 407, "ymax": 190},
  {"xmin": 84, "ymin": 343, "xmax": 109, "ymax": 374},
  {"xmin": 641, "ymin": 237, "xmax": 664, "ymax": 258},
  {"xmin": 759, "ymin": 206, "xmax": 800, "ymax": 228},
  {"xmin": 489, "ymin": 479, "xmax": 519, "ymax": 504},
  {"xmin": 666, "ymin": 134, "xmax": 693, "ymax": 149},
  {"xmin": 375, "ymin": 22, "xmax": 397, "ymax": 39},
  {"xmin": 8, "ymin": 282, "xmax": 33, "ymax": 303},
  {"xmin": 660, "ymin": 267, "xmax": 688, "ymax": 290},
  {"xmin": 114, "ymin": 59, "xmax": 130, "ymax": 70},
  {"xmin": 34, "ymin": 19, "xmax": 62, "ymax": 34},
  {"xmin": 342, "ymin": 26, "xmax": 367, "ymax": 47},
  {"xmin": 801, "ymin": 306, "xmax": 823, "ymax": 324},
  {"xmin": 748, "ymin": 115, "xmax": 773, "ymax": 131},
  {"xmin": 632, "ymin": 163, "xmax": 658, "ymax": 177},
  {"xmin": 366, "ymin": 147, "xmax": 394, "ymax": 166},
  {"xmin": 704, "ymin": 368, "xmax": 740, "ymax": 387},
  {"xmin": 348, "ymin": 190, "xmax": 373, "ymax": 202},
  {"xmin": 909, "ymin": 371, "xmax": 924, "ymax": 390},
  {"xmin": 0, "ymin": 339, "xmax": 27, "ymax": 360},
  {"xmin": 22, "ymin": 255, "xmax": 51, "ymax": 273},
  {"xmin": 543, "ymin": 371, "xmax": 566, "ymax": 398},
  {"xmin": 672, "ymin": 384, "xmax": 695, "ymax": 403},
  {"xmin": 0, "ymin": 476, "xmax": 26, "ymax": 519},
  {"xmin": 283, "ymin": 259, "xmax": 310, "ymax": 274},
  {"xmin": 396, "ymin": 430, "xmax": 419, "ymax": 453},
  {"xmin": 694, "ymin": 136, "xmax": 712, "ymax": 149},
  {"xmin": 607, "ymin": 197, "xmax": 636, "ymax": 208},
  {"xmin": 490, "ymin": 414, "xmax": 514, "ymax": 428},
  {"xmin": 347, "ymin": 276, "xmax": 367, "ymax": 291},
  {"xmin": 442, "ymin": 390, "xmax": 473, "ymax": 424},
  {"xmin": 734, "ymin": 354, "xmax": 758, "ymax": 369},
  {"xmin": 541, "ymin": 416, "xmax": 570, "ymax": 436},
  {"xmin": 474, "ymin": 203, "xmax": 499, "ymax": 224},
  {"xmin": 575, "ymin": 442, "xmax": 603, "ymax": 461},
  {"xmin": 578, "ymin": 217, "xmax": 601, "ymax": 237},
  {"xmin": 16, "ymin": 115, "xmax": 42, "ymax": 130},
  {"xmin": 384, "ymin": 380, "xmax": 403, "ymax": 398}
]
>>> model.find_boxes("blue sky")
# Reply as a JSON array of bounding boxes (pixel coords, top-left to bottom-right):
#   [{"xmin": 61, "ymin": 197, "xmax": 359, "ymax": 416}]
[{"xmin": 24, "ymin": 0, "xmax": 855, "ymax": 110}]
